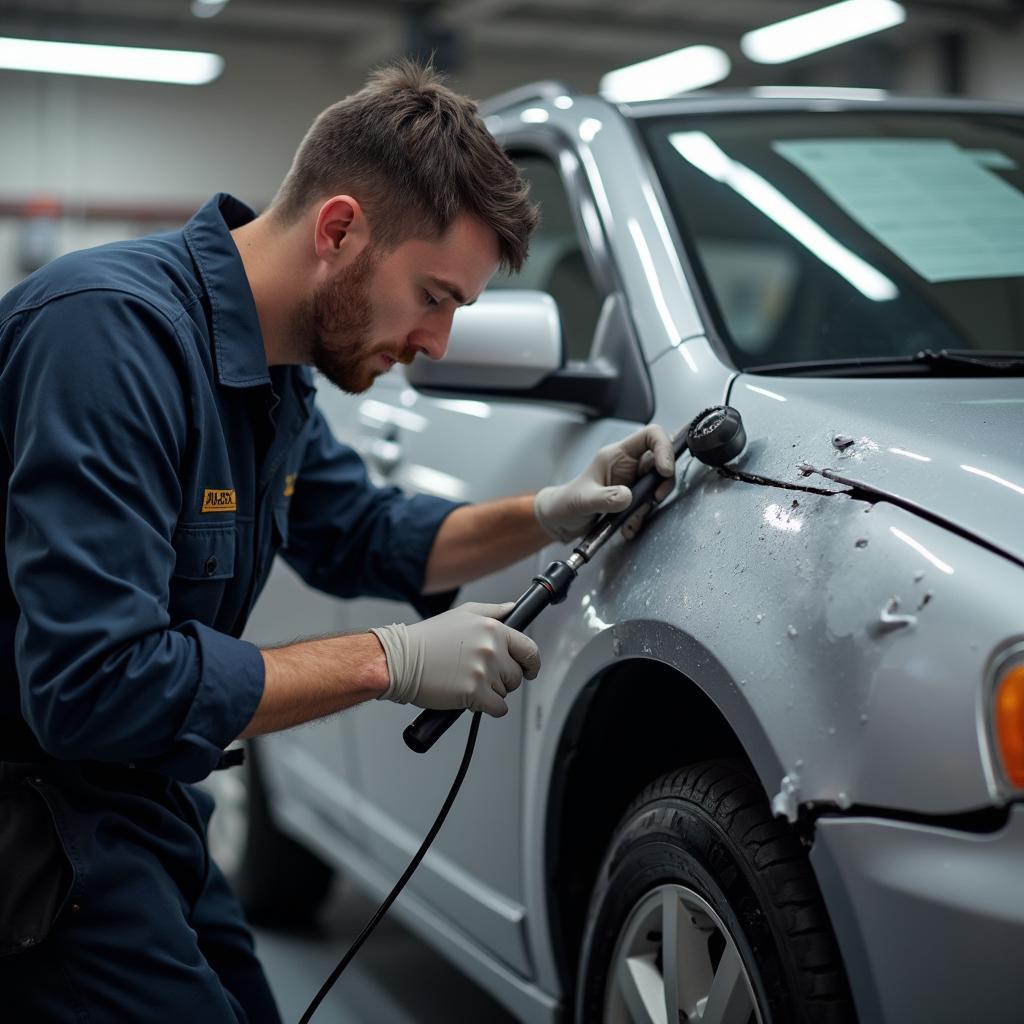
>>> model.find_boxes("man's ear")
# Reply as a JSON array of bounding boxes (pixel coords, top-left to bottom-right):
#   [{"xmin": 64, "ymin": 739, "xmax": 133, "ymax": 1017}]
[{"xmin": 312, "ymin": 195, "xmax": 370, "ymax": 266}]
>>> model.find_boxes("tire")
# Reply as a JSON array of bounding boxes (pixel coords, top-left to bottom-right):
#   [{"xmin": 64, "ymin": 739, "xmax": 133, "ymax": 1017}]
[
  {"xmin": 230, "ymin": 741, "xmax": 334, "ymax": 927},
  {"xmin": 576, "ymin": 759, "xmax": 855, "ymax": 1024}
]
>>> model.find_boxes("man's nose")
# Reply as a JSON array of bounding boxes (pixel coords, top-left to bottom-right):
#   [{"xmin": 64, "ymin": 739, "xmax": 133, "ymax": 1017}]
[{"xmin": 412, "ymin": 309, "xmax": 455, "ymax": 361}]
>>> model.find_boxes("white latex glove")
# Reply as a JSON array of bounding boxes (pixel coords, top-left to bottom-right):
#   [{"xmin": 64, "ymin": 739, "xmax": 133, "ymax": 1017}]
[
  {"xmin": 533, "ymin": 424, "xmax": 676, "ymax": 542},
  {"xmin": 371, "ymin": 602, "xmax": 541, "ymax": 718}
]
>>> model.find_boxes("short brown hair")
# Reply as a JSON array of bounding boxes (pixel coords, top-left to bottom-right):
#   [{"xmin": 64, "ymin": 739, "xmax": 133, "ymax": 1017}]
[{"xmin": 269, "ymin": 60, "xmax": 538, "ymax": 272}]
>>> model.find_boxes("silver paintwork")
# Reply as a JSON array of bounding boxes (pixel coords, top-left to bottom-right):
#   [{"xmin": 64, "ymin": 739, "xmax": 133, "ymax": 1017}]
[
  {"xmin": 247, "ymin": 91, "xmax": 1024, "ymax": 1023},
  {"xmin": 811, "ymin": 806, "xmax": 1024, "ymax": 1024},
  {"xmin": 728, "ymin": 375, "xmax": 1024, "ymax": 568},
  {"xmin": 407, "ymin": 290, "xmax": 562, "ymax": 392}
]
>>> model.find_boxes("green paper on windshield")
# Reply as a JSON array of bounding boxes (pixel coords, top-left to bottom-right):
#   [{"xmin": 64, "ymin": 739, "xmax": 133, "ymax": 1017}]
[{"xmin": 773, "ymin": 139, "xmax": 1024, "ymax": 283}]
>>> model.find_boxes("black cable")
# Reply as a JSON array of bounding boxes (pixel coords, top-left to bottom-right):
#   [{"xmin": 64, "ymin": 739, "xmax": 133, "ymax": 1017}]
[{"xmin": 297, "ymin": 711, "xmax": 482, "ymax": 1024}]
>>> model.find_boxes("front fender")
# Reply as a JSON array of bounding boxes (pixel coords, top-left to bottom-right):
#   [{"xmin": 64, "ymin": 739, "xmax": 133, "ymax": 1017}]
[{"xmin": 516, "ymin": 458, "xmax": 1020, "ymax": 997}]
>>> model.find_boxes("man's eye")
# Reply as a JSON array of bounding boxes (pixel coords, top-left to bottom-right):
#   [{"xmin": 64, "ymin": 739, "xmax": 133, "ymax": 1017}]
[{"xmin": 424, "ymin": 291, "xmax": 439, "ymax": 307}]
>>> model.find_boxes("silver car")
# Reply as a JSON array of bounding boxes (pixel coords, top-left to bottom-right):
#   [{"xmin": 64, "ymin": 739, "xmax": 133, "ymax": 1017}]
[{"xmin": 221, "ymin": 86, "xmax": 1024, "ymax": 1023}]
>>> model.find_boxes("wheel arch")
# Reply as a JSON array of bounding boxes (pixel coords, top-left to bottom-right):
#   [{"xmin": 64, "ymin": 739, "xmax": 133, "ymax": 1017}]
[{"xmin": 540, "ymin": 653, "xmax": 766, "ymax": 1002}]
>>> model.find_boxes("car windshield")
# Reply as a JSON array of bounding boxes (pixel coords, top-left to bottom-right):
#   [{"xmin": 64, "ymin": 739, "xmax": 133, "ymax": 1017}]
[{"xmin": 640, "ymin": 109, "xmax": 1024, "ymax": 372}]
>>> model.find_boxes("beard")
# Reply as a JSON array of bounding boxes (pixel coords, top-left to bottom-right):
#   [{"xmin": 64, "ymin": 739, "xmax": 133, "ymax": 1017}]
[{"xmin": 293, "ymin": 246, "xmax": 409, "ymax": 394}]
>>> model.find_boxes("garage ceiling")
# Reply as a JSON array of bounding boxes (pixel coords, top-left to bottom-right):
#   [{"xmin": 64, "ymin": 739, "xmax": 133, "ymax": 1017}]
[{"xmin": 1, "ymin": 0, "xmax": 1023, "ymax": 86}]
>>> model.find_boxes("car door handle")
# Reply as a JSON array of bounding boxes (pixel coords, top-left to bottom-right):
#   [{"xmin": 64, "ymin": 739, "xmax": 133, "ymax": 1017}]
[{"xmin": 367, "ymin": 437, "xmax": 402, "ymax": 475}]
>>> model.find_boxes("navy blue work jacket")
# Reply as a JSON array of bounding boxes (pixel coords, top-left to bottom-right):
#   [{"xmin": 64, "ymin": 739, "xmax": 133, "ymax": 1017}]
[{"xmin": 0, "ymin": 194, "xmax": 458, "ymax": 782}]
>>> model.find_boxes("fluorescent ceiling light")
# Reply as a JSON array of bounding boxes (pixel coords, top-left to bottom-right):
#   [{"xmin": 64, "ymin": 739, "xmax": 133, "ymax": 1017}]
[
  {"xmin": 600, "ymin": 45, "xmax": 730, "ymax": 103},
  {"xmin": 0, "ymin": 36, "xmax": 224, "ymax": 85},
  {"xmin": 669, "ymin": 130, "xmax": 898, "ymax": 302},
  {"xmin": 741, "ymin": 0, "xmax": 906, "ymax": 65}
]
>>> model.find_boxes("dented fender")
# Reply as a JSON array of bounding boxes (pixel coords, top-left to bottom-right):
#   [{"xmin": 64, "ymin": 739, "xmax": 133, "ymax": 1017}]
[{"xmin": 526, "ymin": 453, "xmax": 1019, "ymax": 828}]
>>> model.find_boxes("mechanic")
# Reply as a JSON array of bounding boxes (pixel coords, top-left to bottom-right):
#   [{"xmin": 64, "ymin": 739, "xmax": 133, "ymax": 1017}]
[{"xmin": 0, "ymin": 61, "xmax": 675, "ymax": 1022}]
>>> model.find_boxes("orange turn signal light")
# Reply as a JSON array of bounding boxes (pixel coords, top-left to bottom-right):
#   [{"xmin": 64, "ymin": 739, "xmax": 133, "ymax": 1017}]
[{"xmin": 995, "ymin": 664, "xmax": 1024, "ymax": 788}]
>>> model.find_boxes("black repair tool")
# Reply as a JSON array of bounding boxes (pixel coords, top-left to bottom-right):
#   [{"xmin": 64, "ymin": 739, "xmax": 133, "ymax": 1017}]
[
  {"xmin": 298, "ymin": 406, "xmax": 746, "ymax": 1023},
  {"xmin": 403, "ymin": 404, "xmax": 746, "ymax": 754}
]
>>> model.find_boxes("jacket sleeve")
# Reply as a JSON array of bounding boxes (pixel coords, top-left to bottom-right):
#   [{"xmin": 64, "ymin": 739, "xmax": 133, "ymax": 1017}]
[
  {"xmin": 1, "ymin": 292, "xmax": 264, "ymax": 782},
  {"xmin": 281, "ymin": 408, "xmax": 464, "ymax": 619}
]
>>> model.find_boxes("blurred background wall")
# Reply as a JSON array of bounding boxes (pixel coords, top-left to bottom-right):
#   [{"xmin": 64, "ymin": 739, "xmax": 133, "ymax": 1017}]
[{"xmin": 1, "ymin": 0, "xmax": 1023, "ymax": 293}]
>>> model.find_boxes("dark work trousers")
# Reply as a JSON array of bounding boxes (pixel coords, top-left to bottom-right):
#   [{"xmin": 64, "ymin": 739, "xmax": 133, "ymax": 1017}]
[{"xmin": 0, "ymin": 760, "xmax": 281, "ymax": 1023}]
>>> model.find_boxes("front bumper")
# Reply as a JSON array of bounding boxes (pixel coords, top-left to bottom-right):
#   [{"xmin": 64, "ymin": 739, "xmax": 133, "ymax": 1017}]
[{"xmin": 811, "ymin": 804, "xmax": 1024, "ymax": 1023}]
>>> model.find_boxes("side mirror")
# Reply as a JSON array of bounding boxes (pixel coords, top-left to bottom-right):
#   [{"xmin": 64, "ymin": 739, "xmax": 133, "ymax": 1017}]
[
  {"xmin": 406, "ymin": 290, "xmax": 562, "ymax": 391},
  {"xmin": 406, "ymin": 288, "xmax": 653, "ymax": 421}
]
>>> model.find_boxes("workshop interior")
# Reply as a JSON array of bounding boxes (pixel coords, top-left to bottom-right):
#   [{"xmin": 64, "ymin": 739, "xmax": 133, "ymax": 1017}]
[{"xmin": 2, "ymin": 2, "xmax": 1024, "ymax": 1022}]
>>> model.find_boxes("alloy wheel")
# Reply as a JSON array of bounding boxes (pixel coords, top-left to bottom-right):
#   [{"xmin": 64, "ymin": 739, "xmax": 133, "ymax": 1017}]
[{"xmin": 604, "ymin": 884, "xmax": 764, "ymax": 1024}]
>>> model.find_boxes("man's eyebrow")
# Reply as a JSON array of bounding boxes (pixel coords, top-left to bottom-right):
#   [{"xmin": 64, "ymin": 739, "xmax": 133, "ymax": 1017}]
[{"xmin": 427, "ymin": 276, "xmax": 477, "ymax": 306}]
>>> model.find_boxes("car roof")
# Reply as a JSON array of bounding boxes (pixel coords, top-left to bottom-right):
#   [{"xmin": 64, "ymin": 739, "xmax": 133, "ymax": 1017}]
[
  {"xmin": 619, "ymin": 91, "xmax": 1024, "ymax": 119},
  {"xmin": 479, "ymin": 80, "xmax": 1024, "ymax": 121}
]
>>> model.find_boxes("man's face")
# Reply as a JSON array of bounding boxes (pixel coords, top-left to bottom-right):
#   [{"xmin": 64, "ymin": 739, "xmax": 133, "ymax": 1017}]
[{"xmin": 301, "ymin": 213, "xmax": 501, "ymax": 394}]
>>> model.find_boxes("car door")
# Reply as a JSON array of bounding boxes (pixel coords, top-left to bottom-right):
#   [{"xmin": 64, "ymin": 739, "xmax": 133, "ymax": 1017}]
[{"xmin": 320, "ymin": 146, "xmax": 638, "ymax": 976}]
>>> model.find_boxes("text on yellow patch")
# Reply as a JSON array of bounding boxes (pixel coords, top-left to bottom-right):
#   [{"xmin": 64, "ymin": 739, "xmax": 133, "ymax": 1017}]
[{"xmin": 201, "ymin": 489, "xmax": 237, "ymax": 513}]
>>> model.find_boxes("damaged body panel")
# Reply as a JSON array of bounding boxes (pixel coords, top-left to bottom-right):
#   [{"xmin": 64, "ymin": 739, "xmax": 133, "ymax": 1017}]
[
  {"xmin": 526, "ymin": 441, "xmax": 1019, "ymax": 823},
  {"xmin": 726, "ymin": 375, "xmax": 1024, "ymax": 567}
]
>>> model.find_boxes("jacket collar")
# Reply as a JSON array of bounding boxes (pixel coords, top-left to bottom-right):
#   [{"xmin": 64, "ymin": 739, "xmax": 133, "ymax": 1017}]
[{"xmin": 184, "ymin": 193, "xmax": 271, "ymax": 389}]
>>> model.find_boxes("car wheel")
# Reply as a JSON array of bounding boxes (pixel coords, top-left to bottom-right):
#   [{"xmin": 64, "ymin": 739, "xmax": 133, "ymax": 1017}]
[
  {"xmin": 576, "ymin": 759, "xmax": 854, "ymax": 1024},
  {"xmin": 219, "ymin": 740, "xmax": 334, "ymax": 926}
]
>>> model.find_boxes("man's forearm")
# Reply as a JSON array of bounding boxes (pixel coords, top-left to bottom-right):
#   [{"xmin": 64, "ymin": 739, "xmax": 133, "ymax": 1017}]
[
  {"xmin": 423, "ymin": 494, "xmax": 550, "ymax": 594},
  {"xmin": 240, "ymin": 632, "xmax": 389, "ymax": 738}
]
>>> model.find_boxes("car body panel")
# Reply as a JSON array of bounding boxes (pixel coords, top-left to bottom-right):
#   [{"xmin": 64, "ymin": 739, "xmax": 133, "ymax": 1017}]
[
  {"xmin": 811, "ymin": 806, "xmax": 1024, "ymax": 1024},
  {"xmin": 728, "ymin": 374, "xmax": 1024, "ymax": 567}
]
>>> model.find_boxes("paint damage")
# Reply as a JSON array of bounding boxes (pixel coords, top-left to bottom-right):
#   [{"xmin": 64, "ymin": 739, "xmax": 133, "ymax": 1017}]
[
  {"xmin": 771, "ymin": 772, "xmax": 801, "ymax": 823},
  {"xmin": 878, "ymin": 596, "xmax": 917, "ymax": 632}
]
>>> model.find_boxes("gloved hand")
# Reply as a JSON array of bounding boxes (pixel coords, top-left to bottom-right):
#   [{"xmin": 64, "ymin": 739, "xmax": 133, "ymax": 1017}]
[
  {"xmin": 371, "ymin": 602, "xmax": 541, "ymax": 718},
  {"xmin": 533, "ymin": 424, "xmax": 676, "ymax": 542}
]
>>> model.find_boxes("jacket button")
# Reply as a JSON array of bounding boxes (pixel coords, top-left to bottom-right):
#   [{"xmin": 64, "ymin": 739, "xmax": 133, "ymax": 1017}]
[{"xmin": 204, "ymin": 555, "xmax": 219, "ymax": 576}]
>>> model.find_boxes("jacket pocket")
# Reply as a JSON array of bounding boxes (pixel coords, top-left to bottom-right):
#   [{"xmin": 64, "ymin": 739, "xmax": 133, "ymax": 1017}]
[
  {"xmin": 171, "ymin": 524, "xmax": 237, "ymax": 581},
  {"xmin": 0, "ymin": 775, "xmax": 76, "ymax": 957},
  {"xmin": 168, "ymin": 524, "xmax": 237, "ymax": 624}
]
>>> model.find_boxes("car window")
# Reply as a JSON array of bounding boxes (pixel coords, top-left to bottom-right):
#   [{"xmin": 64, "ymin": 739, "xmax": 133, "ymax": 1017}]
[
  {"xmin": 698, "ymin": 239, "xmax": 800, "ymax": 356},
  {"xmin": 640, "ymin": 111, "xmax": 1024, "ymax": 370},
  {"xmin": 488, "ymin": 153, "xmax": 604, "ymax": 362}
]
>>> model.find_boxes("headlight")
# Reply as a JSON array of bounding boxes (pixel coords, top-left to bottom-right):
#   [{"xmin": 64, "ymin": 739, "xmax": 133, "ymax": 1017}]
[{"xmin": 991, "ymin": 646, "xmax": 1024, "ymax": 791}]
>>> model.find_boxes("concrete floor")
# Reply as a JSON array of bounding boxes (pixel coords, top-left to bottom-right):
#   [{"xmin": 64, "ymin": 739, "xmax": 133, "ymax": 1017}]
[{"xmin": 254, "ymin": 880, "xmax": 519, "ymax": 1023}]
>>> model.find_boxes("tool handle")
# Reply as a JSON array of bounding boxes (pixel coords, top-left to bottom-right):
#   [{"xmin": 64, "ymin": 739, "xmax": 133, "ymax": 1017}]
[
  {"xmin": 402, "ymin": 582, "xmax": 554, "ymax": 753},
  {"xmin": 600, "ymin": 430, "xmax": 690, "ymax": 532},
  {"xmin": 405, "ymin": 430, "xmax": 687, "ymax": 754},
  {"xmin": 605, "ymin": 457, "xmax": 671, "ymax": 533},
  {"xmin": 573, "ymin": 434, "xmax": 687, "ymax": 562}
]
